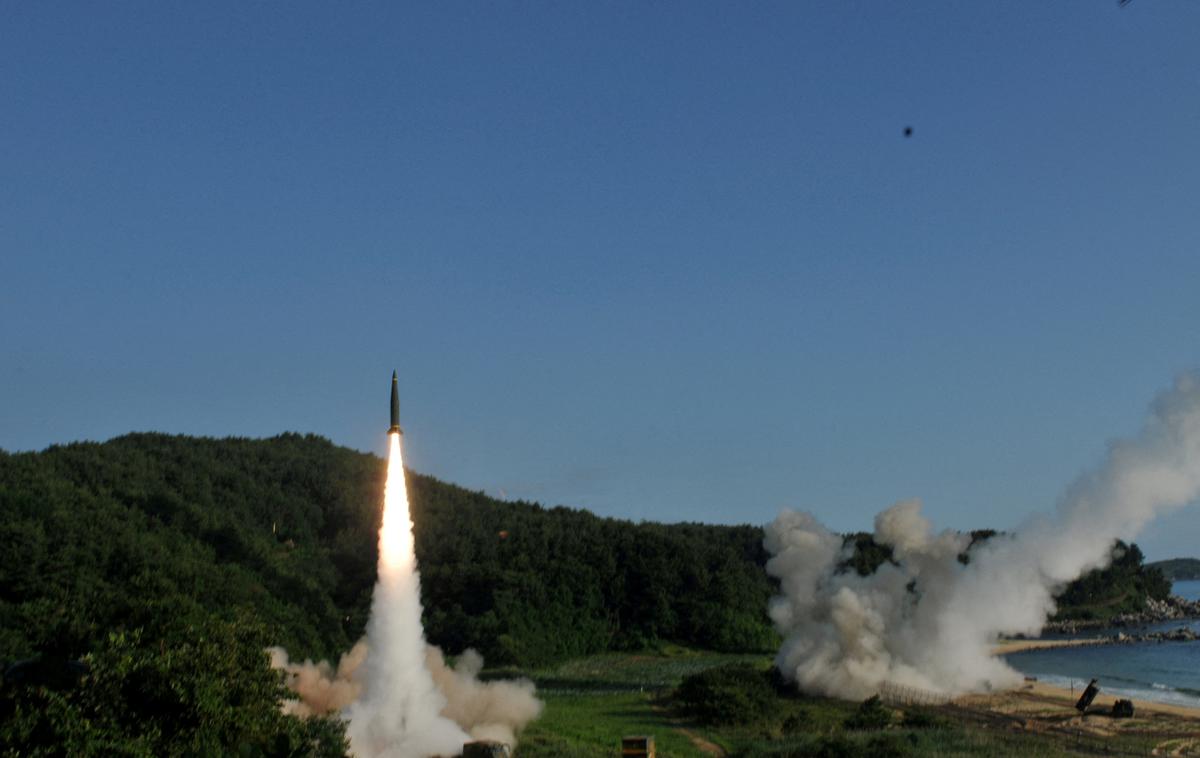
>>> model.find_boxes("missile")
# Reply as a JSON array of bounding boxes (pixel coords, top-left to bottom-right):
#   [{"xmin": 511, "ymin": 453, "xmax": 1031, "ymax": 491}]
[{"xmin": 389, "ymin": 370, "xmax": 403, "ymax": 435}]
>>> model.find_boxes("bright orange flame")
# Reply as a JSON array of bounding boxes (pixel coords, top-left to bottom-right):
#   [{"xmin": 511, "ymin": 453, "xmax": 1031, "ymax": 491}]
[{"xmin": 378, "ymin": 432, "xmax": 414, "ymax": 573}]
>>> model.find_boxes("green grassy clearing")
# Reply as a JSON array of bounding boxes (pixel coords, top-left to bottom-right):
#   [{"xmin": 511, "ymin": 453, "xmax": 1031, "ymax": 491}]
[
  {"xmin": 505, "ymin": 650, "xmax": 1187, "ymax": 757},
  {"xmin": 518, "ymin": 691, "xmax": 701, "ymax": 757}
]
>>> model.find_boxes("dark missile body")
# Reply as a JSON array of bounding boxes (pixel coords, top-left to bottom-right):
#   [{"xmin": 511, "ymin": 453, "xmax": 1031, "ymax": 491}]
[{"xmin": 389, "ymin": 371, "xmax": 403, "ymax": 435}]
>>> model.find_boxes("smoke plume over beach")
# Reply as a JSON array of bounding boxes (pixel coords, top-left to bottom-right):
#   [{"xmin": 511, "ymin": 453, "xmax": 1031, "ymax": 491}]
[{"xmin": 766, "ymin": 374, "xmax": 1200, "ymax": 699}]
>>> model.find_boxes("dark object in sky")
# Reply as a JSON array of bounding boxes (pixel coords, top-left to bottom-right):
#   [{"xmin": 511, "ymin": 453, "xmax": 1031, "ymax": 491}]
[
  {"xmin": 903, "ymin": 126, "xmax": 913, "ymax": 137},
  {"xmin": 1119, "ymin": 0, "xmax": 1132, "ymax": 6},
  {"xmin": 1075, "ymin": 678, "xmax": 1100, "ymax": 712},
  {"xmin": 389, "ymin": 370, "xmax": 403, "ymax": 435}
]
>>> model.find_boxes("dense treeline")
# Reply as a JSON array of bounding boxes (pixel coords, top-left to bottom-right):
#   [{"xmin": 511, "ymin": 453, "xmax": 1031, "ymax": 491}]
[
  {"xmin": 1053, "ymin": 542, "xmax": 1171, "ymax": 619},
  {"xmin": 0, "ymin": 433, "xmax": 372, "ymax": 754},
  {"xmin": 1, "ymin": 433, "xmax": 390, "ymax": 663},
  {"xmin": 0, "ymin": 433, "xmax": 779, "ymax": 669},
  {"xmin": 0, "ymin": 433, "xmax": 1174, "ymax": 752},
  {"xmin": 410, "ymin": 475, "xmax": 778, "ymax": 664}
]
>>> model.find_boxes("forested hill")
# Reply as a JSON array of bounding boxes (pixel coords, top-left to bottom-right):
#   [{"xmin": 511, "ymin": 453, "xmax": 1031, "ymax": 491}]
[
  {"xmin": 0, "ymin": 432, "xmax": 777, "ymax": 671},
  {"xmin": 1148, "ymin": 557, "xmax": 1200, "ymax": 581},
  {"xmin": 3, "ymin": 432, "xmax": 1174, "ymax": 670},
  {"xmin": 2, "ymin": 432, "xmax": 1172, "ymax": 671}
]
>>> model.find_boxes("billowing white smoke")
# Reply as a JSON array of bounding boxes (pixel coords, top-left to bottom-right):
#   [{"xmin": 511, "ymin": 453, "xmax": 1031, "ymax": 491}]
[
  {"xmin": 269, "ymin": 641, "xmax": 542, "ymax": 748},
  {"xmin": 425, "ymin": 647, "xmax": 542, "ymax": 748},
  {"xmin": 272, "ymin": 432, "xmax": 541, "ymax": 757},
  {"xmin": 269, "ymin": 641, "xmax": 366, "ymax": 717},
  {"xmin": 766, "ymin": 374, "xmax": 1200, "ymax": 699}
]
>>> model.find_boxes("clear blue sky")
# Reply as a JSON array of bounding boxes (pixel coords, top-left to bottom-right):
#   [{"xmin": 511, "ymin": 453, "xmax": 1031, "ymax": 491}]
[{"xmin": 3, "ymin": 2, "xmax": 1199, "ymax": 559}]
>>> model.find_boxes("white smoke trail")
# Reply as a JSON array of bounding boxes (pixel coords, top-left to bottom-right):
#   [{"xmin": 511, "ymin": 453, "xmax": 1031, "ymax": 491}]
[
  {"xmin": 766, "ymin": 374, "xmax": 1200, "ymax": 699},
  {"xmin": 344, "ymin": 432, "xmax": 470, "ymax": 757}
]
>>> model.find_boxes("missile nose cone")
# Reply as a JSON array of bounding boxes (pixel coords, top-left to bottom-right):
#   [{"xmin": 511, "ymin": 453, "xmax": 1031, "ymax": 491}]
[{"xmin": 389, "ymin": 370, "xmax": 402, "ymax": 435}]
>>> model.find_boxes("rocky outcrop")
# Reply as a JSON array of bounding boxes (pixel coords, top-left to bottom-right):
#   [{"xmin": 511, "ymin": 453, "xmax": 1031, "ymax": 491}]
[
  {"xmin": 1043, "ymin": 595, "xmax": 1200, "ymax": 634},
  {"xmin": 1109, "ymin": 626, "xmax": 1199, "ymax": 644}
]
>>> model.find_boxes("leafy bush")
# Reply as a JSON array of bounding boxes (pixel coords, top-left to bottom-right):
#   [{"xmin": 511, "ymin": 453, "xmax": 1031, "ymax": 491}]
[
  {"xmin": 899, "ymin": 709, "xmax": 951, "ymax": 730},
  {"xmin": 843, "ymin": 695, "xmax": 893, "ymax": 730},
  {"xmin": 675, "ymin": 664, "xmax": 780, "ymax": 726},
  {"xmin": 780, "ymin": 712, "xmax": 808, "ymax": 733},
  {"xmin": 862, "ymin": 734, "xmax": 913, "ymax": 757},
  {"xmin": 0, "ymin": 615, "xmax": 347, "ymax": 756},
  {"xmin": 788, "ymin": 734, "xmax": 911, "ymax": 758}
]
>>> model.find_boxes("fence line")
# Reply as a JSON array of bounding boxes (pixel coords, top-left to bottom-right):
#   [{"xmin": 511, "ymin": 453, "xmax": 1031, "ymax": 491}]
[{"xmin": 878, "ymin": 680, "xmax": 951, "ymax": 707}]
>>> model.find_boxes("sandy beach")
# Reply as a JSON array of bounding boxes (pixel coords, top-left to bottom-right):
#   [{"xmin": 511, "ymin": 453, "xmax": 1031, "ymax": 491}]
[
  {"xmin": 989, "ymin": 637, "xmax": 1200, "ymax": 717},
  {"xmin": 968, "ymin": 679, "xmax": 1200, "ymax": 719},
  {"xmin": 947, "ymin": 679, "xmax": 1200, "ymax": 756},
  {"xmin": 943, "ymin": 639, "xmax": 1200, "ymax": 754},
  {"xmin": 992, "ymin": 637, "xmax": 1109, "ymax": 656}
]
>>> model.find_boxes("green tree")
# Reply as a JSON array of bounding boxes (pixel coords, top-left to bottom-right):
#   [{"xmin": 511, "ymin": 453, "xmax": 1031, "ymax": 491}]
[{"xmin": 1, "ymin": 616, "xmax": 347, "ymax": 757}]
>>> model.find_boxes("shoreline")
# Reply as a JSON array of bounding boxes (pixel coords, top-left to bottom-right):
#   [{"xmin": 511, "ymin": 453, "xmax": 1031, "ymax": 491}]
[
  {"xmin": 958, "ymin": 679, "xmax": 1200, "ymax": 720},
  {"xmin": 993, "ymin": 623, "xmax": 1200, "ymax": 656},
  {"xmin": 992, "ymin": 637, "xmax": 1108, "ymax": 656},
  {"xmin": 989, "ymin": 637, "xmax": 1200, "ymax": 717},
  {"xmin": 1042, "ymin": 597, "xmax": 1200, "ymax": 635}
]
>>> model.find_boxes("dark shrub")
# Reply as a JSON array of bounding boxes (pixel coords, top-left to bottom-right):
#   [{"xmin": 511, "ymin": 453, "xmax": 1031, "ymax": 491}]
[
  {"xmin": 772, "ymin": 734, "xmax": 912, "ymax": 758},
  {"xmin": 809, "ymin": 736, "xmax": 855, "ymax": 758},
  {"xmin": 781, "ymin": 712, "xmax": 808, "ymax": 733},
  {"xmin": 675, "ymin": 664, "xmax": 780, "ymax": 726},
  {"xmin": 899, "ymin": 709, "xmax": 951, "ymax": 730},
  {"xmin": 864, "ymin": 734, "xmax": 913, "ymax": 757},
  {"xmin": 843, "ymin": 695, "xmax": 893, "ymax": 730}
]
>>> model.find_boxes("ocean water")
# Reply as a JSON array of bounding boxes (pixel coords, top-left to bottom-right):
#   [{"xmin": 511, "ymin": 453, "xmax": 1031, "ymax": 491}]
[
  {"xmin": 1175, "ymin": 579, "xmax": 1200, "ymax": 602},
  {"xmin": 1004, "ymin": 580, "xmax": 1200, "ymax": 708}
]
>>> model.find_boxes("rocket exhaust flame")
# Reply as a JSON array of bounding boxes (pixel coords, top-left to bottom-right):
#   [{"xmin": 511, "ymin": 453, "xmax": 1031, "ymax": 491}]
[{"xmin": 376, "ymin": 433, "xmax": 415, "ymax": 574}]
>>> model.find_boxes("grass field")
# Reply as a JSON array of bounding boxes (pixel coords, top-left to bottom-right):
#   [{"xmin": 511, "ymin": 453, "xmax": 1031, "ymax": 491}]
[
  {"xmin": 501, "ymin": 648, "xmax": 1193, "ymax": 757},
  {"xmin": 511, "ymin": 648, "xmax": 758, "ymax": 757}
]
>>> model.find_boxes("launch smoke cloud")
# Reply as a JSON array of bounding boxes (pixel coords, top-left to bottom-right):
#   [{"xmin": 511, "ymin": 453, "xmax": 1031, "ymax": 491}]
[
  {"xmin": 765, "ymin": 374, "xmax": 1200, "ymax": 700},
  {"xmin": 269, "ymin": 641, "xmax": 542, "ymax": 749}
]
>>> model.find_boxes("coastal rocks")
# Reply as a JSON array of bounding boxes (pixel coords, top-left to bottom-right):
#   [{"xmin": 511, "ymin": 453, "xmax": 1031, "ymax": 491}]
[
  {"xmin": 1143, "ymin": 596, "xmax": 1200, "ymax": 619},
  {"xmin": 1157, "ymin": 627, "xmax": 1200, "ymax": 642},
  {"xmin": 1107, "ymin": 626, "xmax": 1200, "ymax": 644},
  {"xmin": 1044, "ymin": 595, "xmax": 1200, "ymax": 634}
]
